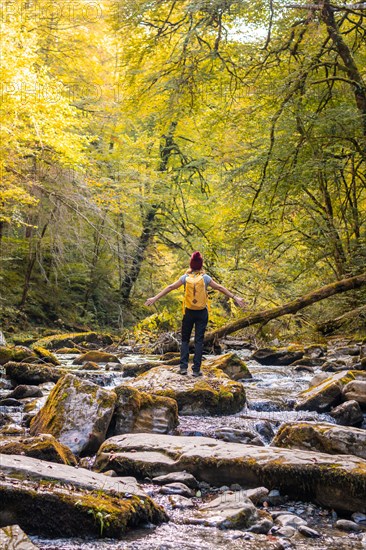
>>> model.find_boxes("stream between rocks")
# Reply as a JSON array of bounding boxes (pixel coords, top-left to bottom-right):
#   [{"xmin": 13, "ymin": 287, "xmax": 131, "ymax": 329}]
[{"xmin": 1, "ymin": 343, "xmax": 366, "ymax": 550}]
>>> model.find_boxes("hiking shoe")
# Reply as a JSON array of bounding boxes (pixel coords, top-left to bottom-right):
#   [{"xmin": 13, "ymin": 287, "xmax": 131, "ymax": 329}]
[
  {"xmin": 192, "ymin": 371, "xmax": 202, "ymax": 377},
  {"xmin": 179, "ymin": 369, "xmax": 188, "ymax": 375}
]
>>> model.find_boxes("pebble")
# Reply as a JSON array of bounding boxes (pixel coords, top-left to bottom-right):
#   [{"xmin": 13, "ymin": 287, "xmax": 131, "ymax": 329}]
[
  {"xmin": 335, "ymin": 519, "xmax": 362, "ymax": 532},
  {"xmin": 352, "ymin": 512, "xmax": 366, "ymax": 524},
  {"xmin": 168, "ymin": 495, "xmax": 194, "ymax": 509},
  {"xmin": 248, "ymin": 517, "xmax": 273, "ymax": 534},
  {"xmin": 267, "ymin": 489, "xmax": 283, "ymax": 505},
  {"xmin": 152, "ymin": 472, "xmax": 198, "ymax": 489},
  {"xmin": 274, "ymin": 526, "xmax": 296, "ymax": 538},
  {"xmin": 298, "ymin": 525, "xmax": 321, "ymax": 538},
  {"xmin": 159, "ymin": 482, "xmax": 195, "ymax": 498},
  {"xmin": 275, "ymin": 513, "xmax": 307, "ymax": 529}
]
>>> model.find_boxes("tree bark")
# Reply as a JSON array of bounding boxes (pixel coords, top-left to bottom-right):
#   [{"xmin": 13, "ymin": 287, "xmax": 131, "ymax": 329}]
[{"xmin": 204, "ymin": 272, "xmax": 366, "ymax": 345}]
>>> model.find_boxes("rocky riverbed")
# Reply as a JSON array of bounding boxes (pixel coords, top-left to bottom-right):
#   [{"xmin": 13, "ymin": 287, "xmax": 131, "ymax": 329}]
[{"xmin": 0, "ymin": 333, "xmax": 366, "ymax": 549}]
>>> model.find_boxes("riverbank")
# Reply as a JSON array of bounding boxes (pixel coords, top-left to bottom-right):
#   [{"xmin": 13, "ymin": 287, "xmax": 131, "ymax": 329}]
[{"xmin": 1, "ymin": 333, "xmax": 366, "ymax": 549}]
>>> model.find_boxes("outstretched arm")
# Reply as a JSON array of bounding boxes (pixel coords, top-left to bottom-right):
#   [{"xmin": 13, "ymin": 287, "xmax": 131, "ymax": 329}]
[
  {"xmin": 145, "ymin": 279, "xmax": 183, "ymax": 306},
  {"xmin": 208, "ymin": 280, "xmax": 247, "ymax": 309}
]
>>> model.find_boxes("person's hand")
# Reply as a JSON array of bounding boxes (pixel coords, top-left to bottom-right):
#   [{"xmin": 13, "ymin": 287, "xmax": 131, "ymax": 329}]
[
  {"xmin": 234, "ymin": 296, "xmax": 247, "ymax": 309},
  {"xmin": 145, "ymin": 297, "xmax": 157, "ymax": 306}
]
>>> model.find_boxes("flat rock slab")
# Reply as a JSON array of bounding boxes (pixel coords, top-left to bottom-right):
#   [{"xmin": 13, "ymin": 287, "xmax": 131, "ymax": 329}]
[
  {"xmin": 129, "ymin": 365, "xmax": 246, "ymax": 415},
  {"xmin": 0, "ymin": 453, "xmax": 145, "ymax": 496},
  {"xmin": 0, "ymin": 454, "xmax": 167, "ymax": 538},
  {"xmin": 272, "ymin": 421, "xmax": 366, "ymax": 460},
  {"xmin": 94, "ymin": 433, "xmax": 366, "ymax": 513},
  {"xmin": 0, "ymin": 524, "xmax": 39, "ymax": 549}
]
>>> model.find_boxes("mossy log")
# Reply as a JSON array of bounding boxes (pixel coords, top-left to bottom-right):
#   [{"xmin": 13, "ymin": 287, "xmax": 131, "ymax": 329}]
[{"xmin": 204, "ymin": 272, "xmax": 366, "ymax": 345}]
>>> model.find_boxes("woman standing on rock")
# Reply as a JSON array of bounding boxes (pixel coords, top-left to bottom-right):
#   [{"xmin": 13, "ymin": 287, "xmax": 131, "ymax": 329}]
[{"xmin": 145, "ymin": 251, "xmax": 246, "ymax": 376}]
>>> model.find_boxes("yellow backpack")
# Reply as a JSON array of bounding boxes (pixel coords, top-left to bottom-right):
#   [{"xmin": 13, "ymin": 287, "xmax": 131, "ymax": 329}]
[{"xmin": 183, "ymin": 272, "xmax": 208, "ymax": 311}]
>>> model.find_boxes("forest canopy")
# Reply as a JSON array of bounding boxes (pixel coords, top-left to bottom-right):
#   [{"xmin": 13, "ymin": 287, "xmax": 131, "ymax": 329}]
[{"xmin": 1, "ymin": 0, "xmax": 365, "ymax": 337}]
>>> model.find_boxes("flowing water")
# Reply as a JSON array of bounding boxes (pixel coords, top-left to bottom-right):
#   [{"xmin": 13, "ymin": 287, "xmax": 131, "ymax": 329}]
[{"xmin": 1, "ymin": 347, "xmax": 366, "ymax": 549}]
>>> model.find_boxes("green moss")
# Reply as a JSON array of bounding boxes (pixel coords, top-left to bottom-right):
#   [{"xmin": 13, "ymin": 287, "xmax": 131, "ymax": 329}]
[
  {"xmin": 32, "ymin": 332, "xmax": 113, "ymax": 351},
  {"xmin": 0, "ymin": 346, "xmax": 38, "ymax": 365},
  {"xmin": 33, "ymin": 346, "xmax": 60, "ymax": 365},
  {"xmin": 0, "ymin": 478, "xmax": 167, "ymax": 539},
  {"xmin": 0, "ymin": 435, "xmax": 77, "ymax": 465}
]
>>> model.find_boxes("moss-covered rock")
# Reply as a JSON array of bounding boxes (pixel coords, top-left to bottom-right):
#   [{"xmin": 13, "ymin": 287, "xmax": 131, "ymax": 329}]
[
  {"xmin": 203, "ymin": 352, "xmax": 252, "ymax": 380},
  {"xmin": 129, "ymin": 365, "xmax": 246, "ymax": 415},
  {"xmin": 295, "ymin": 370, "xmax": 355, "ymax": 412},
  {"xmin": 251, "ymin": 346, "xmax": 304, "ymax": 366},
  {"xmin": 120, "ymin": 361, "xmax": 159, "ymax": 377},
  {"xmin": 5, "ymin": 361, "xmax": 67, "ymax": 385},
  {"xmin": 32, "ymin": 332, "xmax": 113, "ymax": 351},
  {"xmin": 272, "ymin": 422, "xmax": 366, "ymax": 460},
  {"xmin": 94, "ymin": 433, "xmax": 366, "ymax": 513},
  {"xmin": 30, "ymin": 374, "xmax": 117, "ymax": 456},
  {"xmin": 0, "ymin": 454, "xmax": 167, "ymax": 539},
  {"xmin": 79, "ymin": 361, "xmax": 101, "ymax": 371},
  {"xmin": 0, "ymin": 345, "xmax": 38, "ymax": 365},
  {"xmin": 0, "ymin": 434, "xmax": 77, "ymax": 465},
  {"xmin": 73, "ymin": 351, "xmax": 121, "ymax": 365},
  {"xmin": 7, "ymin": 384, "xmax": 43, "ymax": 399},
  {"xmin": 57, "ymin": 347, "xmax": 84, "ymax": 354},
  {"xmin": 112, "ymin": 385, "xmax": 178, "ymax": 435},
  {"xmin": 32, "ymin": 345, "xmax": 60, "ymax": 365}
]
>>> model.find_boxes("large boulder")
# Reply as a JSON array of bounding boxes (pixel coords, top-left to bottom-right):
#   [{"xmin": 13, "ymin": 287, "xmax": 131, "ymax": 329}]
[
  {"xmin": 94, "ymin": 433, "xmax": 366, "ymax": 513},
  {"xmin": 343, "ymin": 380, "xmax": 366, "ymax": 408},
  {"xmin": 30, "ymin": 374, "xmax": 116, "ymax": 455},
  {"xmin": 203, "ymin": 352, "xmax": 252, "ymax": 380},
  {"xmin": 330, "ymin": 400, "xmax": 364, "ymax": 426},
  {"xmin": 73, "ymin": 351, "xmax": 121, "ymax": 365},
  {"xmin": 0, "ymin": 345, "xmax": 38, "ymax": 365},
  {"xmin": 0, "ymin": 433, "xmax": 77, "ymax": 464},
  {"xmin": 32, "ymin": 331, "xmax": 113, "ymax": 351},
  {"xmin": 129, "ymin": 365, "xmax": 246, "ymax": 415},
  {"xmin": 0, "ymin": 454, "xmax": 167, "ymax": 539},
  {"xmin": 5, "ymin": 361, "xmax": 67, "ymax": 385},
  {"xmin": 6, "ymin": 384, "xmax": 43, "ymax": 399},
  {"xmin": 251, "ymin": 346, "xmax": 304, "ymax": 366},
  {"xmin": 111, "ymin": 385, "xmax": 178, "ymax": 435},
  {"xmin": 295, "ymin": 370, "xmax": 355, "ymax": 412},
  {"xmin": 272, "ymin": 422, "xmax": 366, "ymax": 460}
]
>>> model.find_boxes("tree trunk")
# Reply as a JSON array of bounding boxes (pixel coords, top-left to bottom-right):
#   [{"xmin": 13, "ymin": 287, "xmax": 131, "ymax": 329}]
[
  {"xmin": 321, "ymin": 0, "xmax": 366, "ymax": 140},
  {"xmin": 204, "ymin": 272, "xmax": 366, "ymax": 345},
  {"xmin": 317, "ymin": 304, "xmax": 366, "ymax": 335},
  {"xmin": 120, "ymin": 206, "xmax": 158, "ymax": 303},
  {"xmin": 120, "ymin": 121, "xmax": 178, "ymax": 304}
]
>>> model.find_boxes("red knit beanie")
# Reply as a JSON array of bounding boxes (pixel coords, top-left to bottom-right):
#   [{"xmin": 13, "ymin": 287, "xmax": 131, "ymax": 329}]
[{"xmin": 190, "ymin": 251, "xmax": 203, "ymax": 270}]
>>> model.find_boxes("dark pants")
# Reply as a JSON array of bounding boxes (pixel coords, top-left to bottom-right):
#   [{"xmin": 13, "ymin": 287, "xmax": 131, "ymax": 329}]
[{"xmin": 180, "ymin": 307, "xmax": 209, "ymax": 372}]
